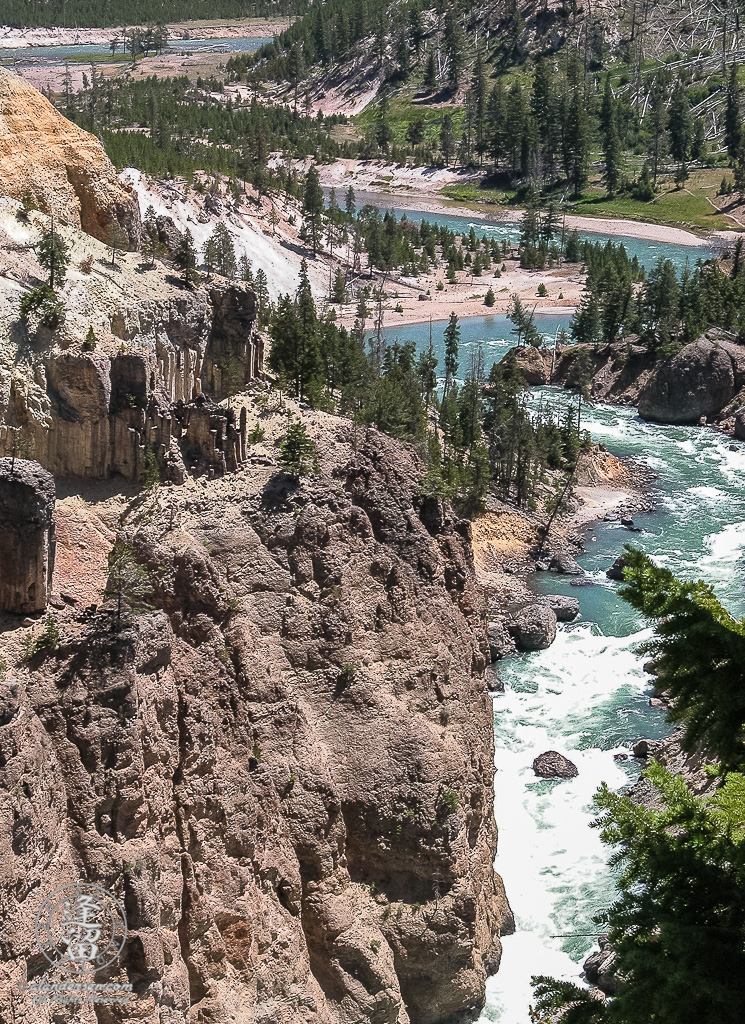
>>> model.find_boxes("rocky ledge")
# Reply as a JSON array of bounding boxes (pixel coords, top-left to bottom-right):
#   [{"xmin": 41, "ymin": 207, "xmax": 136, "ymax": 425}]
[{"xmin": 0, "ymin": 424, "xmax": 514, "ymax": 1024}]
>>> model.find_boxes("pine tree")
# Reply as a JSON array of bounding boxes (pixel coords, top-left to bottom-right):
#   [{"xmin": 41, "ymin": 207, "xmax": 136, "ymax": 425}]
[
  {"xmin": 668, "ymin": 81, "xmax": 692, "ymax": 165},
  {"xmin": 302, "ymin": 164, "xmax": 325, "ymax": 256},
  {"xmin": 175, "ymin": 229, "xmax": 200, "ymax": 288},
  {"xmin": 278, "ymin": 419, "xmax": 318, "ymax": 479},
  {"xmin": 725, "ymin": 62, "xmax": 743, "ymax": 162},
  {"xmin": 620, "ymin": 547, "xmax": 745, "ymax": 767},
  {"xmin": 36, "ymin": 222, "xmax": 70, "ymax": 291},
  {"xmin": 424, "ymin": 49, "xmax": 437, "ymax": 94},
  {"xmin": 601, "ymin": 76, "xmax": 623, "ymax": 197},
  {"xmin": 443, "ymin": 11, "xmax": 463, "ymax": 92},
  {"xmin": 103, "ymin": 540, "xmax": 153, "ymax": 629},
  {"xmin": 443, "ymin": 311, "xmax": 460, "ymax": 399},
  {"xmin": 565, "ymin": 89, "xmax": 589, "ymax": 197}
]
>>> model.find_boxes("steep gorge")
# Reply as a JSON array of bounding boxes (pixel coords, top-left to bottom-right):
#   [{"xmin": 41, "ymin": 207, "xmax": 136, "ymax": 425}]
[{"xmin": 1, "ymin": 426, "xmax": 513, "ymax": 1024}]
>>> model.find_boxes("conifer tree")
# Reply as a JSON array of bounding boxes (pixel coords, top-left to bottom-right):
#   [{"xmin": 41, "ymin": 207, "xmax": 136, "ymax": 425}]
[
  {"xmin": 103, "ymin": 540, "xmax": 153, "ymax": 629},
  {"xmin": 278, "ymin": 419, "xmax": 318, "ymax": 479},
  {"xmin": 443, "ymin": 311, "xmax": 460, "ymax": 399},
  {"xmin": 725, "ymin": 62, "xmax": 743, "ymax": 162},
  {"xmin": 600, "ymin": 76, "xmax": 622, "ymax": 197},
  {"xmin": 37, "ymin": 221, "xmax": 70, "ymax": 291},
  {"xmin": 176, "ymin": 229, "xmax": 200, "ymax": 287},
  {"xmin": 302, "ymin": 164, "xmax": 325, "ymax": 255}
]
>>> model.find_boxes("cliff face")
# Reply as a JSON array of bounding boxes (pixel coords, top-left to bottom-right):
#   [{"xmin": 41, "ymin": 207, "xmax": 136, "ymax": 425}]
[
  {"xmin": 0, "ymin": 457, "xmax": 55, "ymax": 613},
  {"xmin": 0, "ymin": 203, "xmax": 260, "ymax": 481},
  {"xmin": 0, "ymin": 68, "xmax": 141, "ymax": 248},
  {"xmin": 0, "ymin": 425, "xmax": 513, "ymax": 1024}
]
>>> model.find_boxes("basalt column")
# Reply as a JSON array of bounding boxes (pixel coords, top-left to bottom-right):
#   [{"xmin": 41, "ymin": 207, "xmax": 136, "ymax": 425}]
[{"xmin": 0, "ymin": 458, "xmax": 56, "ymax": 614}]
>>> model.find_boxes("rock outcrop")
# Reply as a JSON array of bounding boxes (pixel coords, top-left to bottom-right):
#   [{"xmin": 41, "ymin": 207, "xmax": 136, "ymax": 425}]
[
  {"xmin": 509, "ymin": 602, "xmax": 558, "ymax": 651},
  {"xmin": 0, "ymin": 427, "xmax": 513, "ymax": 1024},
  {"xmin": 638, "ymin": 335, "xmax": 745, "ymax": 425},
  {"xmin": 532, "ymin": 751, "xmax": 579, "ymax": 779},
  {"xmin": 540, "ymin": 595, "xmax": 580, "ymax": 621},
  {"xmin": 0, "ymin": 457, "xmax": 55, "ymax": 613},
  {"xmin": 0, "ymin": 219, "xmax": 260, "ymax": 481},
  {"xmin": 0, "ymin": 68, "xmax": 141, "ymax": 248}
]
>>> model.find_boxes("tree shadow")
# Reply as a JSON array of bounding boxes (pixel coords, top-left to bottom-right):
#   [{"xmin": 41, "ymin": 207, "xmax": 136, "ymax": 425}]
[{"xmin": 259, "ymin": 471, "xmax": 299, "ymax": 513}]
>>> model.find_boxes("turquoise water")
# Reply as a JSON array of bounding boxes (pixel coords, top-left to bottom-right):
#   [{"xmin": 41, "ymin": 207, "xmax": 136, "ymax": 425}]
[
  {"xmin": 0, "ymin": 37, "xmax": 272, "ymax": 62},
  {"xmin": 481, "ymin": 402, "xmax": 745, "ymax": 1022},
  {"xmin": 373, "ymin": 300, "xmax": 745, "ymax": 1020},
  {"xmin": 349, "ymin": 188, "xmax": 713, "ymax": 274}
]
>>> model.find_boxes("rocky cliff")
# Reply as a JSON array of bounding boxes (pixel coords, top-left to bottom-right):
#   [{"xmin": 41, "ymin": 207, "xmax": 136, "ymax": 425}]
[
  {"xmin": 0, "ymin": 457, "xmax": 55, "ymax": 613},
  {"xmin": 0, "ymin": 68, "xmax": 141, "ymax": 249},
  {"xmin": 0, "ymin": 199, "xmax": 260, "ymax": 481},
  {"xmin": 0, "ymin": 421, "xmax": 513, "ymax": 1024}
]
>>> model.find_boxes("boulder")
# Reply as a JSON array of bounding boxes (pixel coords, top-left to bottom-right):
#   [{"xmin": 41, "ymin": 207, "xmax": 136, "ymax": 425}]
[
  {"xmin": 487, "ymin": 618, "xmax": 517, "ymax": 661},
  {"xmin": 638, "ymin": 335, "xmax": 745, "ymax": 425},
  {"xmin": 549, "ymin": 551, "xmax": 583, "ymax": 575},
  {"xmin": 509, "ymin": 603, "xmax": 557, "ymax": 651},
  {"xmin": 0, "ymin": 458, "xmax": 56, "ymax": 614},
  {"xmin": 606, "ymin": 554, "xmax": 629, "ymax": 581},
  {"xmin": 734, "ymin": 407, "xmax": 745, "ymax": 441},
  {"xmin": 633, "ymin": 739, "xmax": 653, "ymax": 758},
  {"xmin": 532, "ymin": 750, "xmax": 579, "ymax": 779},
  {"xmin": 511, "ymin": 346, "xmax": 551, "ymax": 385},
  {"xmin": 539, "ymin": 595, "xmax": 580, "ymax": 622},
  {"xmin": 584, "ymin": 937, "xmax": 621, "ymax": 995}
]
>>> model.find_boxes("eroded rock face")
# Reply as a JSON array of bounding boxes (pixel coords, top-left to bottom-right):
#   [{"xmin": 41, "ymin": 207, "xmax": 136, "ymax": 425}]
[
  {"xmin": 0, "ymin": 430, "xmax": 513, "ymax": 1024},
  {"xmin": 638, "ymin": 336, "xmax": 745, "ymax": 425},
  {"xmin": 532, "ymin": 751, "xmax": 579, "ymax": 779},
  {"xmin": 0, "ymin": 283, "xmax": 258, "ymax": 481},
  {"xmin": 0, "ymin": 457, "xmax": 55, "ymax": 613},
  {"xmin": 0, "ymin": 68, "xmax": 141, "ymax": 248}
]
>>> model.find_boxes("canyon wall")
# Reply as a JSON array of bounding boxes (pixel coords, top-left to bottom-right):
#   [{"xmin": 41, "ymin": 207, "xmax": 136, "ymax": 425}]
[
  {"xmin": 0, "ymin": 457, "xmax": 55, "ymax": 613},
  {"xmin": 0, "ymin": 426, "xmax": 513, "ymax": 1024},
  {"xmin": 0, "ymin": 67, "xmax": 141, "ymax": 249}
]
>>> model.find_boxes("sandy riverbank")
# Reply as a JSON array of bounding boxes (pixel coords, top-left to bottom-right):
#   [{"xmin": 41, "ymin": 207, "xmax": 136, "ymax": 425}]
[
  {"xmin": 0, "ymin": 18, "xmax": 285, "ymax": 49},
  {"xmin": 473, "ymin": 448, "xmax": 652, "ymax": 602}
]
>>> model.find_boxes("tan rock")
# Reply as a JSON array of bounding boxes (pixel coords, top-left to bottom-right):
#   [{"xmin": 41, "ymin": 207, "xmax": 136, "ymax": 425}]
[{"xmin": 0, "ymin": 67, "xmax": 141, "ymax": 248}]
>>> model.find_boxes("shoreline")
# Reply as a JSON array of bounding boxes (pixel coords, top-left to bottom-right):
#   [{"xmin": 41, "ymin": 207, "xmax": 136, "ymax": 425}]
[
  {"xmin": 317, "ymin": 160, "xmax": 735, "ymax": 247},
  {"xmin": 0, "ymin": 18, "xmax": 285, "ymax": 50}
]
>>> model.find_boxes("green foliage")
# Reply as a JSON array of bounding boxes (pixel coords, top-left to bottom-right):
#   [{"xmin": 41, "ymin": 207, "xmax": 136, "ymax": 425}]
[
  {"xmin": 203, "ymin": 222, "xmax": 236, "ymax": 279},
  {"xmin": 142, "ymin": 447, "xmax": 161, "ymax": 490},
  {"xmin": 103, "ymin": 540, "xmax": 153, "ymax": 628},
  {"xmin": 82, "ymin": 326, "xmax": 97, "ymax": 351},
  {"xmin": 620, "ymin": 547, "xmax": 745, "ymax": 768},
  {"xmin": 0, "ymin": 1, "xmax": 298, "ymax": 26},
  {"xmin": 36, "ymin": 225, "xmax": 70, "ymax": 290},
  {"xmin": 247, "ymin": 424, "xmax": 266, "ymax": 445},
  {"xmin": 23, "ymin": 614, "xmax": 61, "ymax": 659},
  {"xmin": 19, "ymin": 285, "xmax": 66, "ymax": 331},
  {"xmin": 175, "ymin": 229, "xmax": 200, "ymax": 288},
  {"xmin": 278, "ymin": 419, "xmax": 318, "ymax": 478}
]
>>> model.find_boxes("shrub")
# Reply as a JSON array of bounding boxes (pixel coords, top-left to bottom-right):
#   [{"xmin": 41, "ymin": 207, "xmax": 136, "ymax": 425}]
[
  {"xmin": 247, "ymin": 423, "xmax": 265, "ymax": 445},
  {"xmin": 484, "ymin": 286, "xmax": 496, "ymax": 307},
  {"xmin": 537, "ymin": 283, "xmax": 548, "ymax": 297},
  {"xmin": 82, "ymin": 326, "xmax": 97, "ymax": 351},
  {"xmin": 23, "ymin": 614, "xmax": 60, "ymax": 659},
  {"xmin": 19, "ymin": 285, "xmax": 66, "ymax": 330}
]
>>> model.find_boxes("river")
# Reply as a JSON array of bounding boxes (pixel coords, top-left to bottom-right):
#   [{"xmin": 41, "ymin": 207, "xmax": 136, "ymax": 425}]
[
  {"xmin": 376, "ymin": 297, "xmax": 745, "ymax": 1019},
  {"xmin": 0, "ymin": 37, "xmax": 272, "ymax": 62}
]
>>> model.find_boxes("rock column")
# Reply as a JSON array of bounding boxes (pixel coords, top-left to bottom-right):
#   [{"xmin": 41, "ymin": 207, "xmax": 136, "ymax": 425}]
[{"xmin": 0, "ymin": 458, "xmax": 56, "ymax": 614}]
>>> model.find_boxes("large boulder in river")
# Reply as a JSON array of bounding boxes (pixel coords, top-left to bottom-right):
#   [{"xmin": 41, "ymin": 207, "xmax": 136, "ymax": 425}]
[
  {"xmin": 509, "ymin": 346, "xmax": 552, "ymax": 385},
  {"xmin": 584, "ymin": 937, "xmax": 621, "ymax": 995},
  {"xmin": 540, "ymin": 595, "xmax": 580, "ymax": 621},
  {"xmin": 533, "ymin": 750, "xmax": 579, "ymax": 778},
  {"xmin": 606, "ymin": 554, "xmax": 629, "ymax": 581},
  {"xmin": 509, "ymin": 603, "xmax": 557, "ymax": 651},
  {"xmin": 638, "ymin": 335, "xmax": 745, "ymax": 425}
]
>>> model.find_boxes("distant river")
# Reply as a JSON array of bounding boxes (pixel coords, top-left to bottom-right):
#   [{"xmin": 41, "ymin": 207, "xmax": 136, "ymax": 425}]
[
  {"xmin": 342, "ymin": 187, "xmax": 714, "ymax": 274},
  {"xmin": 0, "ymin": 37, "xmax": 272, "ymax": 62}
]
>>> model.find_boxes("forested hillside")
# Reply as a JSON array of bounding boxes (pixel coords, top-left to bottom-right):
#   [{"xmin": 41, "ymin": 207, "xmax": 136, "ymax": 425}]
[{"xmin": 0, "ymin": 0, "xmax": 303, "ymax": 29}]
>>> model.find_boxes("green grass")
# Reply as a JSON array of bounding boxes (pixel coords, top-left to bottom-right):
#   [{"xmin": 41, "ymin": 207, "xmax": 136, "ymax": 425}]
[
  {"xmin": 573, "ymin": 178, "xmax": 733, "ymax": 234},
  {"xmin": 354, "ymin": 90, "xmax": 464, "ymax": 146},
  {"xmin": 440, "ymin": 183, "xmax": 510, "ymax": 206}
]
